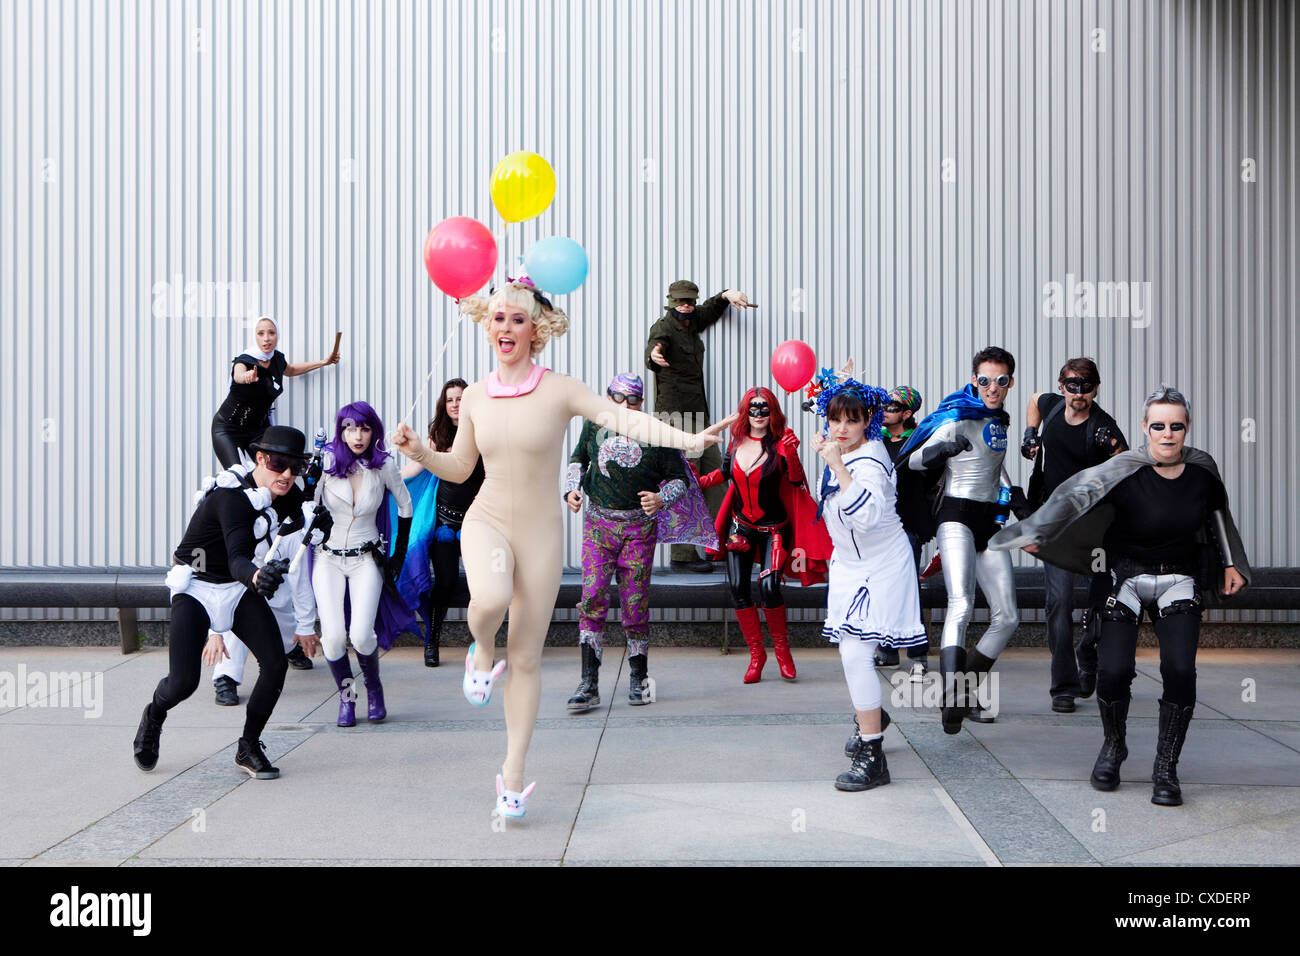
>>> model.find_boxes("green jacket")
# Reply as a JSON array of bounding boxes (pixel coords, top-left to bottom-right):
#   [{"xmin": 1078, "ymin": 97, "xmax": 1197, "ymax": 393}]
[{"xmin": 643, "ymin": 291, "xmax": 732, "ymax": 415}]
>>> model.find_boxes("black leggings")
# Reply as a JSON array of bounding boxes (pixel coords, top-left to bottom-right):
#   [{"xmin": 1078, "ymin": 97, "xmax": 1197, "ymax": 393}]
[
  {"xmin": 211, "ymin": 416, "xmax": 264, "ymax": 470},
  {"xmin": 1096, "ymin": 611, "xmax": 1200, "ymax": 707},
  {"xmin": 725, "ymin": 520, "xmax": 786, "ymax": 610},
  {"xmin": 426, "ymin": 530, "xmax": 465, "ymax": 632},
  {"xmin": 155, "ymin": 593, "xmax": 288, "ymax": 741}
]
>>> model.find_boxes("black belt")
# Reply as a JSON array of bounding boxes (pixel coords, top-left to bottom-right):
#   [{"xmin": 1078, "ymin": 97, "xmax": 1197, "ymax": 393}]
[
  {"xmin": 436, "ymin": 502, "xmax": 467, "ymax": 526},
  {"xmin": 1114, "ymin": 557, "xmax": 1196, "ymax": 580},
  {"xmin": 732, "ymin": 516, "xmax": 785, "ymax": 533},
  {"xmin": 321, "ymin": 540, "xmax": 381, "ymax": 558}
]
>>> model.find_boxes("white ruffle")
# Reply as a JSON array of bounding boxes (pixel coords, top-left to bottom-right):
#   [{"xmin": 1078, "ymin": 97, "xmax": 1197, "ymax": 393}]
[
  {"xmin": 165, "ymin": 563, "xmax": 194, "ymax": 591},
  {"xmin": 244, "ymin": 487, "xmax": 272, "ymax": 511}
]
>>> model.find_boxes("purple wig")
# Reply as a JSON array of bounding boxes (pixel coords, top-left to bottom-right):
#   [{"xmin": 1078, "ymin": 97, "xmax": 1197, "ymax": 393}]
[{"xmin": 324, "ymin": 401, "xmax": 391, "ymax": 477}]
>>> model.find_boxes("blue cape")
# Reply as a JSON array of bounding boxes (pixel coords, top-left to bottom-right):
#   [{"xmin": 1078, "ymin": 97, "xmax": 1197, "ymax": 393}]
[
  {"xmin": 387, "ymin": 468, "xmax": 440, "ymax": 611},
  {"xmin": 897, "ymin": 385, "xmax": 1007, "ymax": 462}
]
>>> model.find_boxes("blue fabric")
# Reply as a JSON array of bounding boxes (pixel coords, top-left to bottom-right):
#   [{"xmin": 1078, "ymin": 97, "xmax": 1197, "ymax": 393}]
[
  {"xmin": 898, "ymin": 385, "xmax": 1004, "ymax": 460},
  {"xmin": 387, "ymin": 469, "xmax": 439, "ymax": 609}
]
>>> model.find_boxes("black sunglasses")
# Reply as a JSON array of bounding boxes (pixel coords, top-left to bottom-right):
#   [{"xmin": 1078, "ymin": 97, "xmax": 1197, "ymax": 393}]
[
  {"xmin": 883, "ymin": 403, "xmax": 907, "ymax": 414},
  {"xmin": 1147, "ymin": 422, "xmax": 1186, "ymax": 433},
  {"xmin": 266, "ymin": 454, "xmax": 309, "ymax": 476},
  {"xmin": 608, "ymin": 391, "xmax": 643, "ymax": 405},
  {"xmin": 1063, "ymin": 377, "xmax": 1098, "ymax": 394},
  {"xmin": 748, "ymin": 403, "xmax": 771, "ymax": 417},
  {"xmin": 976, "ymin": 374, "xmax": 1011, "ymax": 388}
]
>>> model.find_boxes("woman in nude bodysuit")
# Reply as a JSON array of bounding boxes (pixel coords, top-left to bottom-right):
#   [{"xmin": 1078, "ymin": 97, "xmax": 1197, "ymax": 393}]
[{"xmin": 394, "ymin": 280, "xmax": 732, "ymax": 818}]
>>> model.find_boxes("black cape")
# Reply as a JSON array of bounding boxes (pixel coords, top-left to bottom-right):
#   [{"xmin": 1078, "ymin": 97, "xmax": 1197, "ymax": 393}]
[{"xmin": 989, "ymin": 444, "xmax": 1252, "ymax": 605}]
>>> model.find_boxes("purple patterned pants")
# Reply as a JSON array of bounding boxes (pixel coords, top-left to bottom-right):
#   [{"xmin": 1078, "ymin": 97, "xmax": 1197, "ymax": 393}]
[{"xmin": 578, "ymin": 511, "xmax": 658, "ymax": 659}]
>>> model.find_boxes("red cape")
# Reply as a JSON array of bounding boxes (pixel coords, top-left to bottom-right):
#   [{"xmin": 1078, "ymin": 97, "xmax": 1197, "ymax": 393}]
[{"xmin": 706, "ymin": 467, "xmax": 831, "ymax": 587}]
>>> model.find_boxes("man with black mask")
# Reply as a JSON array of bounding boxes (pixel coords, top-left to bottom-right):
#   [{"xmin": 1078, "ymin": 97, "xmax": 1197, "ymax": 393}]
[{"xmin": 1021, "ymin": 357, "xmax": 1127, "ymax": 712}]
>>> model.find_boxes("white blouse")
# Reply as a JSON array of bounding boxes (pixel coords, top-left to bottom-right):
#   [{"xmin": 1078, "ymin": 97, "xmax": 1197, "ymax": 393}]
[{"xmin": 316, "ymin": 456, "xmax": 413, "ymax": 550}]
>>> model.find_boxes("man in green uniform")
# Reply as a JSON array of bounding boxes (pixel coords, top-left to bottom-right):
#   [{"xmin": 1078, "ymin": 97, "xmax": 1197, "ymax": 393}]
[{"xmin": 644, "ymin": 279, "xmax": 752, "ymax": 571}]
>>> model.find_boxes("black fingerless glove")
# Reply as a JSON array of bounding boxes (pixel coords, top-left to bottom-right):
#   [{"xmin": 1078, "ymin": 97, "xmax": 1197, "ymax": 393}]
[
  {"xmin": 1093, "ymin": 424, "xmax": 1123, "ymax": 454},
  {"xmin": 1020, "ymin": 426, "xmax": 1040, "ymax": 460},
  {"xmin": 255, "ymin": 558, "xmax": 290, "ymax": 598}
]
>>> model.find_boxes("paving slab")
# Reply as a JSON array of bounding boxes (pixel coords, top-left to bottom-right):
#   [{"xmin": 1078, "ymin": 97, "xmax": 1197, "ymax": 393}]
[
  {"xmin": 564, "ymin": 781, "xmax": 988, "ymax": 864},
  {"xmin": 967, "ymin": 718, "xmax": 1300, "ymax": 786},
  {"xmin": 1021, "ymin": 778, "xmax": 1300, "ymax": 865}
]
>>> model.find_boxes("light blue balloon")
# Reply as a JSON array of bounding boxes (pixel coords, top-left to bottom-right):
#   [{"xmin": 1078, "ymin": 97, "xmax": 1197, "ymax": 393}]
[{"xmin": 524, "ymin": 236, "xmax": 589, "ymax": 295}]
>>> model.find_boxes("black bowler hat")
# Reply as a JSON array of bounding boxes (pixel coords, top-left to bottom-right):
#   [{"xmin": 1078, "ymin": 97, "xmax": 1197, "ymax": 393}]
[{"xmin": 249, "ymin": 426, "xmax": 311, "ymax": 460}]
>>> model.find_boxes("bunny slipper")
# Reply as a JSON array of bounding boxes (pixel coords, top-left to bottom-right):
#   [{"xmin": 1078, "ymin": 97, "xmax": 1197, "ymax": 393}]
[
  {"xmin": 463, "ymin": 643, "xmax": 507, "ymax": 706},
  {"xmin": 495, "ymin": 774, "xmax": 537, "ymax": 819}
]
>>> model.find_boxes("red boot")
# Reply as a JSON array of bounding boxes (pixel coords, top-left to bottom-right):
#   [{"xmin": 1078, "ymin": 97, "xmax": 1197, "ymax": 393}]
[
  {"xmin": 735, "ymin": 606, "xmax": 767, "ymax": 684},
  {"xmin": 764, "ymin": 604, "xmax": 797, "ymax": 680}
]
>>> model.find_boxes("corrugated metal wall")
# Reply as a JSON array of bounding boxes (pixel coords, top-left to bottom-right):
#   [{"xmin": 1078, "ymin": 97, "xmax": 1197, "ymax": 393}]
[{"xmin": 1, "ymin": 0, "xmax": 1294, "ymax": 622}]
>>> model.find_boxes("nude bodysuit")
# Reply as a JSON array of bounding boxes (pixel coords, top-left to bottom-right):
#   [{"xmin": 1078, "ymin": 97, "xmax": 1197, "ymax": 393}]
[{"xmin": 411, "ymin": 369, "xmax": 703, "ymax": 789}]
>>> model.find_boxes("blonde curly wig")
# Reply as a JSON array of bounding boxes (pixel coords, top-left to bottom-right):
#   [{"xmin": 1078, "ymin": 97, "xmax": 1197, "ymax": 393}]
[{"xmin": 459, "ymin": 281, "xmax": 570, "ymax": 356}]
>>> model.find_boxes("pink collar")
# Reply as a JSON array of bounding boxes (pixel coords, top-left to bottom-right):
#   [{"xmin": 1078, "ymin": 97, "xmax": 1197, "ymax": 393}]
[{"xmin": 485, "ymin": 364, "xmax": 548, "ymax": 397}]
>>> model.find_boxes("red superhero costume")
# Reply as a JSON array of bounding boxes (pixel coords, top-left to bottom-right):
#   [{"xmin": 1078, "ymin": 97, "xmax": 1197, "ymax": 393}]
[{"xmin": 697, "ymin": 387, "xmax": 831, "ymax": 683}]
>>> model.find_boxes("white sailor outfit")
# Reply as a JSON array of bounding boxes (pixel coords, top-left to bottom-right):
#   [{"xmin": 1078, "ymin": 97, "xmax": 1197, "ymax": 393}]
[{"xmin": 818, "ymin": 441, "xmax": 927, "ymax": 648}]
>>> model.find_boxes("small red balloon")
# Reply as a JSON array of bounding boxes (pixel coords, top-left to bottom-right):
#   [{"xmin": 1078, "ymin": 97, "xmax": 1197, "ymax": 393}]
[
  {"xmin": 771, "ymin": 340, "xmax": 817, "ymax": 393},
  {"xmin": 423, "ymin": 217, "xmax": 497, "ymax": 299}
]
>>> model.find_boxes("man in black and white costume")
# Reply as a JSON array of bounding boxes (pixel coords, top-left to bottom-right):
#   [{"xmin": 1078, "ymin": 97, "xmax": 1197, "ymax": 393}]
[
  {"xmin": 134, "ymin": 426, "xmax": 316, "ymax": 779},
  {"xmin": 900, "ymin": 347, "xmax": 1022, "ymax": 734},
  {"xmin": 208, "ymin": 471, "xmax": 326, "ymax": 706}
]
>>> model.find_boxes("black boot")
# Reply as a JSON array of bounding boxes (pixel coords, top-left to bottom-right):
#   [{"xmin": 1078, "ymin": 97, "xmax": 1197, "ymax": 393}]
[
  {"xmin": 566, "ymin": 644, "xmax": 601, "ymax": 713},
  {"xmin": 965, "ymin": 648, "xmax": 997, "ymax": 723},
  {"xmin": 133, "ymin": 703, "xmax": 165, "ymax": 772},
  {"xmin": 213, "ymin": 675, "xmax": 239, "ymax": 706},
  {"xmin": 286, "ymin": 643, "xmax": 313, "ymax": 670},
  {"xmin": 424, "ymin": 608, "xmax": 444, "ymax": 668},
  {"xmin": 1090, "ymin": 696, "xmax": 1129, "ymax": 791},
  {"xmin": 844, "ymin": 710, "xmax": 891, "ymax": 758},
  {"xmin": 1076, "ymin": 609, "xmax": 1099, "ymax": 698},
  {"xmin": 627, "ymin": 653, "xmax": 651, "ymax": 705},
  {"xmin": 234, "ymin": 737, "xmax": 280, "ymax": 779},
  {"xmin": 1152, "ymin": 699, "xmax": 1194, "ymax": 806},
  {"xmin": 939, "ymin": 646, "xmax": 968, "ymax": 734},
  {"xmin": 835, "ymin": 736, "xmax": 890, "ymax": 791}
]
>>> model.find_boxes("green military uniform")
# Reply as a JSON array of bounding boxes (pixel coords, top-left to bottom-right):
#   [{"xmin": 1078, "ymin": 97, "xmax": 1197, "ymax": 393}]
[{"xmin": 644, "ymin": 280, "xmax": 731, "ymax": 563}]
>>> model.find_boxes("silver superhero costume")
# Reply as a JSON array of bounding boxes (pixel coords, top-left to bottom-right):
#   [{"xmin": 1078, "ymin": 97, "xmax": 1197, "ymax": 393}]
[{"xmin": 909, "ymin": 416, "xmax": 1019, "ymax": 656}]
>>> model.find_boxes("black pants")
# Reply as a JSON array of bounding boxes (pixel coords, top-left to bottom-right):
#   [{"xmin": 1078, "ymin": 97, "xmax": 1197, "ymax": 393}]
[
  {"xmin": 1045, "ymin": 568, "xmax": 1114, "ymax": 696},
  {"xmin": 154, "ymin": 592, "xmax": 288, "ymax": 741},
  {"xmin": 425, "ymin": 528, "xmax": 465, "ymax": 637},
  {"xmin": 211, "ymin": 415, "xmax": 264, "ymax": 470},
  {"xmin": 725, "ymin": 520, "xmax": 786, "ymax": 609},
  {"xmin": 1096, "ymin": 611, "xmax": 1200, "ymax": 708}
]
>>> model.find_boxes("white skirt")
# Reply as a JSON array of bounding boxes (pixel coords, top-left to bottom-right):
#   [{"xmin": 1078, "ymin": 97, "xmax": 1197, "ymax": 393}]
[{"xmin": 821, "ymin": 548, "xmax": 927, "ymax": 648}]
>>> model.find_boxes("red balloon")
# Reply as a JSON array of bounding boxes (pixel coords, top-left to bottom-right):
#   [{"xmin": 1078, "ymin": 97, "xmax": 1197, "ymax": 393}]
[
  {"xmin": 771, "ymin": 340, "xmax": 817, "ymax": 393},
  {"xmin": 423, "ymin": 217, "xmax": 497, "ymax": 299}
]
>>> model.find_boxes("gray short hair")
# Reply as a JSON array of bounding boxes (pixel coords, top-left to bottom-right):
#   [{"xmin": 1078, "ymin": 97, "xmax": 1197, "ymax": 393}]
[{"xmin": 1143, "ymin": 384, "xmax": 1191, "ymax": 421}]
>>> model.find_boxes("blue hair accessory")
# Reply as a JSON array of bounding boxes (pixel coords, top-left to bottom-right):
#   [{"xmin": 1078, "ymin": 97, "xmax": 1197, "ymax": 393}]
[
  {"xmin": 435, "ymin": 525, "xmax": 459, "ymax": 543},
  {"xmin": 806, "ymin": 370, "xmax": 890, "ymax": 439}
]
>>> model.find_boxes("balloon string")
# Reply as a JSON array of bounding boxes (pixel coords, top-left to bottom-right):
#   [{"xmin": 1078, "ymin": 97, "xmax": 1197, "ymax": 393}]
[{"xmin": 404, "ymin": 305, "xmax": 467, "ymax": 426}]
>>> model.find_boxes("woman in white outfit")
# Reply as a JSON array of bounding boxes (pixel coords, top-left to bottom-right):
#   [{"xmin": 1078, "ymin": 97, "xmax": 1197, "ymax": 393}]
[
  {"xmin": 313, "ymin": 401, "xmax": 412, "ymax": 726},
  {"xmin": 811, "ymin": 377, "xmax": 927, "ymax": 792}
]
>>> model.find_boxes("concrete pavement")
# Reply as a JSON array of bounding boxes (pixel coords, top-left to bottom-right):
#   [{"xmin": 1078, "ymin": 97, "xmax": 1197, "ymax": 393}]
[{"xmin": 2, "ymin": 644, "xmax": 1297, "ymax": 866}]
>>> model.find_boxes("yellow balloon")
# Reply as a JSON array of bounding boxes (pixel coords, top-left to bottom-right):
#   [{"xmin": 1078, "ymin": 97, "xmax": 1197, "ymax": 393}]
[{"xmin": 489, "ymin": 151, "xmax": 556, "ymax": 224}]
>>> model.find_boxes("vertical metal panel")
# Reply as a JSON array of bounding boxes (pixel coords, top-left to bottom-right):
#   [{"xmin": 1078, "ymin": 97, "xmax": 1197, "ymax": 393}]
[{"xmin": 0, "ymin": 0, "xmax": 1294, "ymax": 623}]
